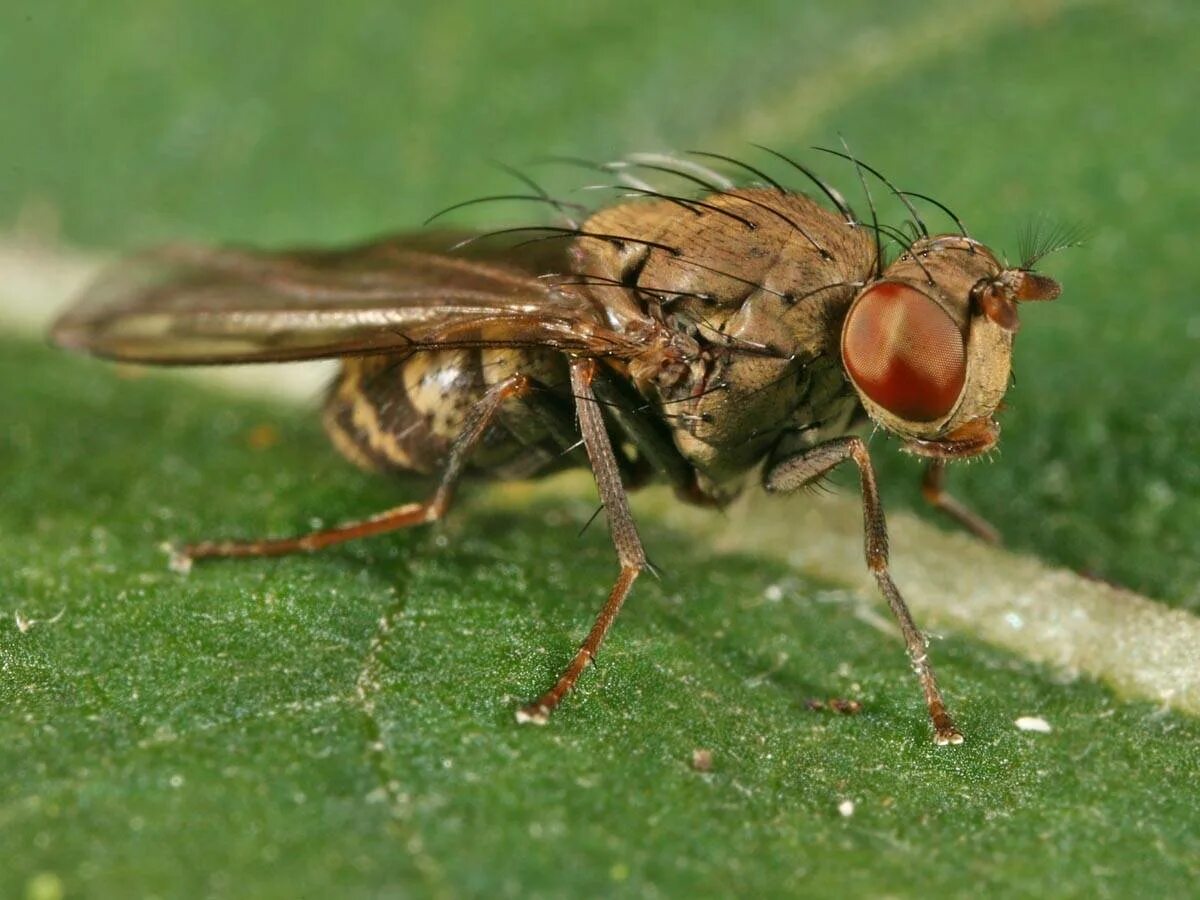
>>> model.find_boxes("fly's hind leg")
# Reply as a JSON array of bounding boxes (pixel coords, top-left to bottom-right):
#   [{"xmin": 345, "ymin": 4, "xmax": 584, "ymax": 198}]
[
  {"xmin": 174, "ymin": 374, "xmax": 534, "ymax": 568},
  {"xmin": 517, "ymin": 357, "xmax": 648, "ymax": 725},
  {"xmin": 920, "ymin": 459, "xmax": 1001, "ymax": 544},
  {"xmin": 765, "ymin": 437, "xmax": 963, "ymax": 745}
]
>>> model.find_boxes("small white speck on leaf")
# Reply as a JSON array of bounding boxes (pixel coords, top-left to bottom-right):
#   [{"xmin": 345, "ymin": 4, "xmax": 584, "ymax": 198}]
[
  {"xmin": 691, "ymin": 749, "xmax": 713, "ymax": 772},
  {"xmin": 14, "ymin": 608, "xmax": 65, "ymax": 634},
  {"xmin": 1015, "ymin": 715, "xmax": 1053, "ymax": 733},
  {"xmin": 837, "ymin": 799, "xmax": 855, "ymax": 818}
]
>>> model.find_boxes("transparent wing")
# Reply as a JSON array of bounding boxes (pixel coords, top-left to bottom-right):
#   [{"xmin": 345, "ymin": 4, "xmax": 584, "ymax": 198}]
[{"xmin": 50, "ymin": 233, "xmax": 627, "ymax": 364}]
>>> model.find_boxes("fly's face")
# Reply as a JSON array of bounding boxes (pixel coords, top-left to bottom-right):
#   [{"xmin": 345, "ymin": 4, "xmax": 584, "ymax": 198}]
[{"xmin": 840, "ymin": 235, "xmax": 1060, "ymax": 459}]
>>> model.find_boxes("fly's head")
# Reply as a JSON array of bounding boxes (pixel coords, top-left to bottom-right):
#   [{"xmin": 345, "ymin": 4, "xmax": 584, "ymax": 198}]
[{"xmin": 840, "ymin": 235, "xmax": 1060, "ymax": 460}]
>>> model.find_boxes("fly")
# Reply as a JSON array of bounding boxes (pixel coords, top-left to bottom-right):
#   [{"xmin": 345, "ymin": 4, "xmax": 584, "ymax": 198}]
[{"xmin": 50, "ymin": 147, "xmax": 1065, "ymax": 745}]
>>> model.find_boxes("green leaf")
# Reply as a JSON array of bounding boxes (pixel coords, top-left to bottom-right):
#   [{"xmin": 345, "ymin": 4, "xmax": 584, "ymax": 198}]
[{"xmin": 3, "ymin": 1, "xmax": 1199, "ymax": 897}]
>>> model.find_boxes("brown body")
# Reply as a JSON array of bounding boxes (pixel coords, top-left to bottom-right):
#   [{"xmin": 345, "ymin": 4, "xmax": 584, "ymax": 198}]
[
  {"xmin": 323, "ymin": 189, "xmax": 872, "ymax": 503},
  {"xmin": 50, "ymin": 152, "xmax": 1062, "ymax": 744}
]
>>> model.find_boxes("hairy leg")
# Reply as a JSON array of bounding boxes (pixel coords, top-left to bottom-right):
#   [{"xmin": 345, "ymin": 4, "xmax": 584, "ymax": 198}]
[
  {"xmin": 176, "ymin": 374, "xmax": 533, "ymax": 566},
  {"xmin": 517, "ymin": 357, "xmax": 648, "ymax": 724},
  {"xmin": 765, "ymin": 437, "xmax": 963, "ymax": 745}
]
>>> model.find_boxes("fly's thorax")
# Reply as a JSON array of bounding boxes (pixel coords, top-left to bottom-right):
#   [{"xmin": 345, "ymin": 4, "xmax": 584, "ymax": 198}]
[
  {"xmin": 573, "ymin": 189, "xmax": 875, "ymax": 329},
  {"xmin": 623, "ymin": 275, "xmax": 866, "ymax": 487},
  {"xmin": 839, "ymin": 235, "xmax": 1059, "ymax": 458},
  {"xmin": 575, "ymin": 188, "xmax": 879, "ymax": 487}
]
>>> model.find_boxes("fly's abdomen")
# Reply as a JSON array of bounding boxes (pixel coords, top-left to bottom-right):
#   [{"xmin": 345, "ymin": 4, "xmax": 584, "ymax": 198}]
[{"xmin": 322, "ymin": 347, "xmax": 571, "ymax": 479}]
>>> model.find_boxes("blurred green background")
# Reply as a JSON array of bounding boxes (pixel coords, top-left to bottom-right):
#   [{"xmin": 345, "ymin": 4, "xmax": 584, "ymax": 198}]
[{"xmin": 2, "ymin": 1, "xmax": 1199, "ymax": 897}]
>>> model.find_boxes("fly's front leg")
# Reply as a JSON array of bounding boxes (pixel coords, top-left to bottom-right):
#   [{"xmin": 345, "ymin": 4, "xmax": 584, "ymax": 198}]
[
  {"xmin": 920, "ymin": 459, "xmax": 1000, "ymax": 544},
  {"xmin": 175, "ymin": 374, "xmax": 534, "ymax": 567},
  {"xmin": 765, "ymin": 437, "xmax": 964, "ymax": 745},
  {"xmin": 517, "ymin": 357, "xmax": 648, "ymax": 725}
]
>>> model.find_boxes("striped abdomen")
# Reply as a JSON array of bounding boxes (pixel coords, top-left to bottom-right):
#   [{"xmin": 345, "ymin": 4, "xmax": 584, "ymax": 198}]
[{"xmin": 322, "ymin": 347, "xmax": 573, "ymax": 480}]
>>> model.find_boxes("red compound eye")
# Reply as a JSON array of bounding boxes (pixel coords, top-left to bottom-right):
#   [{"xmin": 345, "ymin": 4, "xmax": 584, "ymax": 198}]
[{"xmin": 842, "ymin": 282, "xmax": 966, "ymax": 422}]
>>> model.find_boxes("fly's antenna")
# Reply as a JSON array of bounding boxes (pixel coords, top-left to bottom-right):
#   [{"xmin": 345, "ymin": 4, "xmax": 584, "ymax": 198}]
[
  {"xmin": 751, "ymin": 144, "xmax": 857, "ymax": 224},
  {"xmin": 813, "ymin": 146, "xmax": 929, "ymax": 238},
  {"xmin": 1017, "ymin": 217, "xmax": 1087, "ymax": 270}
]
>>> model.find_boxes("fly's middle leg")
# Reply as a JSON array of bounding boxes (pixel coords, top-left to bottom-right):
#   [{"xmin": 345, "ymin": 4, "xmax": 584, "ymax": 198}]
[
  {"xmin": 517, "ymin": 357, "xmax": 648, "ymax": 725},
  {"xmin": 765, "ymin": 437, "xmax": 964, "ymax": 745}
]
